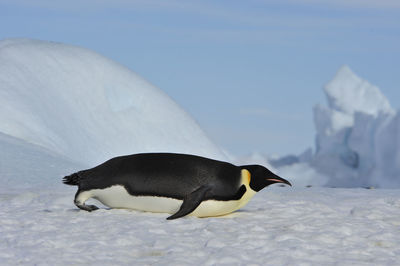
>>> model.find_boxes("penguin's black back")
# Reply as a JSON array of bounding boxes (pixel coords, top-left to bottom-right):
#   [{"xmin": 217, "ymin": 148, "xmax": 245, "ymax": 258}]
[{"xmin": 76, "ymin": 153, "xmax": 243, "ymax": 200}]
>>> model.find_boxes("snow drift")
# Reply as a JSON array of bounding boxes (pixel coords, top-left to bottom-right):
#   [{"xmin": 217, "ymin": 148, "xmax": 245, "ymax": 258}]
[
  {"xmin": 311, "ymin": 66, "xmax": 400, "ymax": 188},
  {"xmin": 0, "ymin": 131, "xmax": 83, "ymax": 190},
  {"xmin": 0, "ymin": 39, "xmax": 225, "ymax": 170}
]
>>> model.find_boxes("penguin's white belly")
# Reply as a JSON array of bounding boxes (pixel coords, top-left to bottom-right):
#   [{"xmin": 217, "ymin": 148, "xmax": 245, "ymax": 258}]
[
  {"xmin": 81, "ymin": 185, "xmax": 255, "ymax": 217},
  {"xmin": 90, "ymin": 185, "xmax": 182, "ymax": 214}
]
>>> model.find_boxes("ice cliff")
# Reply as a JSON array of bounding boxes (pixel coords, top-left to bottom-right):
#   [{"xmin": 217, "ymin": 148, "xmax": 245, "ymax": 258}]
[{"xmin": 311, "ymin": 66, "xmax": 399, "ymax": 188}]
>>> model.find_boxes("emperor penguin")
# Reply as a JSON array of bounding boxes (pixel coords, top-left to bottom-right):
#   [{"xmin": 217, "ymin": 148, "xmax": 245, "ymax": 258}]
[{"xmin": 63, "ymin": 153, "xmax": 291, "ymax": 220}]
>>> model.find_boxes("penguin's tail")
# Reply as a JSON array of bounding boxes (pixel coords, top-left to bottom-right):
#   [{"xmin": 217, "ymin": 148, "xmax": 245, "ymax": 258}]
[{"xmin": 62, "ymin": 173, "xmax": 81, "ymax": 186}]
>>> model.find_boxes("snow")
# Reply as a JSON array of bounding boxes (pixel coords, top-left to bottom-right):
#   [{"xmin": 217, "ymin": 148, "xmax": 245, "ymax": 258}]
[
  {"xmin": 0, "ymin": 38, "xmax": 225, "ymax": 167},
  {"xmin": 1, "ymin": 187, "xmax": 399, "ymax": 265},
  {"xmin": 1, "ymin": 40, "xmax": 399, "ymax": 265},
  {"xmin": 0, "ymin": 131, "xmax": 83, "ymax": 190}
]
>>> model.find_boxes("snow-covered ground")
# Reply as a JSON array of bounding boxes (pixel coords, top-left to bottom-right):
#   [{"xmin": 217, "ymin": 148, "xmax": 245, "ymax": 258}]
[
  {"xmin": 1, "ymin": 39, "xmax": 399, "ymax": 265},
  {"xmin": 1, "ymin": 186, "xmax": 399, "ymax": 265}
]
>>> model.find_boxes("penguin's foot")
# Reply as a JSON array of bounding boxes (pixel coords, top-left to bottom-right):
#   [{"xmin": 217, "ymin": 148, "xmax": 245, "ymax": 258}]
[
  {"xmin": 75, "ymin": 200, "xmax": 99, "ymax": 212},
  {"xmin": 74, "ymin": 190, "xmax": 99, "ymax": 212},
  {"xmin": 84, "ymin": 204, "xmax": 99, "ymax": 211}
]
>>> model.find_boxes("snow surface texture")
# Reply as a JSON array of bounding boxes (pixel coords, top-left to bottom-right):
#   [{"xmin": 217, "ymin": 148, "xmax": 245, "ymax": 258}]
[
  {"xmin": 0, "ymin": 39, "xmax": 225, "ymax": 169},
  {"xmin": 1, "ymin": 186, "xmax": 399, "ymax": 265},
  {"xmin": 311, "ymin": 66, "xmax": 400, "ymax": 188}
]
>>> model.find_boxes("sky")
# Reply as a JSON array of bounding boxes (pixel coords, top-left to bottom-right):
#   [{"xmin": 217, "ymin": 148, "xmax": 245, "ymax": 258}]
[{"xmin": 1, "ymin": 0, "xmax": 399, "ymax": 157}]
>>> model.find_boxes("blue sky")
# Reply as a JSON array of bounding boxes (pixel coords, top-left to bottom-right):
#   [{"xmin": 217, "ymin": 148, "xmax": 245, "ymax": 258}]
[{"xmin": 1, "ymin": 0, "xmax": 399, "ymax": 156}]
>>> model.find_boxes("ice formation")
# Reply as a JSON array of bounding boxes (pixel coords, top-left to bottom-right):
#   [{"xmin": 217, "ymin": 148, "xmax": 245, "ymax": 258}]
[
  {"xmin": 0, "ymin": 39, "xmax": 225, "ymax": 172},
  {"xmin": 311, "ymin": 66, "xmax": 400, "ymax": 188}
]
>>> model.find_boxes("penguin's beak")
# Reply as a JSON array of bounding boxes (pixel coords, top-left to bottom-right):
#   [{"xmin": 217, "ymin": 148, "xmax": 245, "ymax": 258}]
[{"xmin": 266, "ymin": 176, "xmax": 292, "ymax": 186}]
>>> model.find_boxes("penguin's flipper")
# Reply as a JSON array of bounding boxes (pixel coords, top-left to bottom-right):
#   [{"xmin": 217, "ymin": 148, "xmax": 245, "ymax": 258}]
[{"xmin": 167, "ymin": 186, "xmax": 211, "ymax": 220}]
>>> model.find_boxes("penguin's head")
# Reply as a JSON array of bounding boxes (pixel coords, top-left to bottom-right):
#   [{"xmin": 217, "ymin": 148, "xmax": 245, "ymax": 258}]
[{"xmin": 241, "ymin": 164, "xmax": 291, "ymax": 192}]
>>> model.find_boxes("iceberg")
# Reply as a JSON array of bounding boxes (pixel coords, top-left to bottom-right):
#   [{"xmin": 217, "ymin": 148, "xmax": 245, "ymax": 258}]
[
  {"xmin": 324, "ymin": 65, "xmax": 393, "ymax": 117},
  {"xmin": 311, "ymin": 66, "xmax": 400, "ymax": 188}
]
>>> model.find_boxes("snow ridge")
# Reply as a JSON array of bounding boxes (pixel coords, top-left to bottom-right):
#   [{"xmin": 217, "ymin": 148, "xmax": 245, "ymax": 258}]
[{"xmin": 0, "ymin": 39, "xmax": 225, "ymax": 169}]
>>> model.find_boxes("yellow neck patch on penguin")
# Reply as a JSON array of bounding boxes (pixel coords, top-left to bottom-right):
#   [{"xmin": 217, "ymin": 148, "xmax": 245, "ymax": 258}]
[
  {"xmin": 242, "ymin": 168, "xmax": 251, "ymax": 185},
  {"xmin": 235, "ymin": 169, "xmax": 256, "ymax": 210}
]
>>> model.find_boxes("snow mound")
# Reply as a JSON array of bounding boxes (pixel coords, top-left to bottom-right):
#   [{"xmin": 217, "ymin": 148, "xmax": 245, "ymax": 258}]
[
  {"xmin": 311, "ymin": 66, "xmax": 400, "ymax": 188},
  {"xmin": 0, "ymin": 39, "xmax": 225, "ymax": 166},
  {"xmin": 0, "ymin": 132, "xmax": 83, "ymax": 190}
]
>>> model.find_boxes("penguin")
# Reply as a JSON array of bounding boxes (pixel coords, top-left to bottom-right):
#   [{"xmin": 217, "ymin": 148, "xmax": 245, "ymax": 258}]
[{"xmin": 63, "ymin": 153, "xmax": 291, "ymax": 220}]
